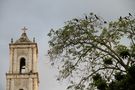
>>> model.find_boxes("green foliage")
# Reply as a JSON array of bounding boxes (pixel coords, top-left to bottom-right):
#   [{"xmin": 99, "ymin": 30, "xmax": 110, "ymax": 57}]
[
  {"xmin": 92, "ymin": 73, "xmax": 102, "ymax": 81},
  {"xmin": 114, "ymin": 72, "xmax": 125, "ymax": 81},
  {"xmin": 93, "ymin": 74, "xmax": 107, "ymax": 90},
  {"xmin": 96, "ymin": 81, "xmax": 107, "ymax": 90},
  {"xmin": 48, "ymin": 13, "xmax": 135, "ymax": 90},
  {"xmin": 115, "ymin": 45, "xmax": 130, "ymax": 58},
  {"xmin": 103, "ymin": 58, "xmax": 113, "ymax": 65},
  {"xmin": 107, "ymin": 71, "xmax": 135, "ymax": 90},
  {"xmin": 128, "ymin": 65, "xmax": 135, "ymax": 79}
]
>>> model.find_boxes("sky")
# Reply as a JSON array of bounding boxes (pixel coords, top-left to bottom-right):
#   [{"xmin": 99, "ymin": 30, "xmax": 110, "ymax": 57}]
[{"xmin": 0, "ymin": 0, "xmax": 134, "ymax": 90}]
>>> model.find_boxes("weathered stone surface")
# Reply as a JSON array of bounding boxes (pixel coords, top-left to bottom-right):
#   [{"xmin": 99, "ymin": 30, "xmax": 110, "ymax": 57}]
[{"xmin": 6, "ymin": 30, "xmax": 39, "ymax": 90}]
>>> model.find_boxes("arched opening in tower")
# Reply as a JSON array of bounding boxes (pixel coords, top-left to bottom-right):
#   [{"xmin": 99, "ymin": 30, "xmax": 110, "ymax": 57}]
[
  {"xmin": 19, "ymin": 89, "xmax": 24, "ymax": 90},
  {"xmin": 20, "ymin": 57, "xmax": 26, "ymax": 73}
]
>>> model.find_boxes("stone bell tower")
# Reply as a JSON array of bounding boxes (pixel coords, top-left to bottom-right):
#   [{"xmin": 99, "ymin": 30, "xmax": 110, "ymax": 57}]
[{"xmin": 6, "ymin": 27, "xmax": 39, "ymax": 90}]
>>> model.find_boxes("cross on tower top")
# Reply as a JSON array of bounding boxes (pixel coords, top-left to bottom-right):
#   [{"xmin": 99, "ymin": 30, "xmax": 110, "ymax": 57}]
[{"xmin": 21, "ymin": 27, "xmax": 28, "ymax": 33}]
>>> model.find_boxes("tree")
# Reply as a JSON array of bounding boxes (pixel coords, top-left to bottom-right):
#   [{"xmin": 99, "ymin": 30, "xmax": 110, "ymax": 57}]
[{"xmin": 48, "ymin": 13, "xmax": 135, "ymax": 90}]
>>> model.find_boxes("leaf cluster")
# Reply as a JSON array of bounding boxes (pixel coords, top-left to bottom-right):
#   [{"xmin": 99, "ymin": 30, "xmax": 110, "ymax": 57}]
[{"xmin": 48, "ymin": 13, "xmax": 135, "ymax": 90}]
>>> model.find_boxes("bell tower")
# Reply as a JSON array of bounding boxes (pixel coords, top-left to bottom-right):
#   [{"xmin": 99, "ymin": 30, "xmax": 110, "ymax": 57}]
[{"xmin": 6, "ymin": 27, "xmax": 39, "ymax": 90}]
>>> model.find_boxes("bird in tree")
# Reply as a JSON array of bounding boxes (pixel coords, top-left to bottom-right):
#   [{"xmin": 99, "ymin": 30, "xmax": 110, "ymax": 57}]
[{"xmin": 48, "ymin": 13, "xmax": 135, "ymax": 90}]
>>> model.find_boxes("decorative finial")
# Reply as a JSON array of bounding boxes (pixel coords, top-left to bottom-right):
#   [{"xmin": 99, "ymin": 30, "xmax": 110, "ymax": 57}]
[
  {"xmin": 22, "ymin": 26, "xmax": 28, "ymax": 33},
  {"xmin": 33, "ymin": 37, "xmax": 35, "ymax": 42},
  {"xmin": 11, "ymin": 38, "xmax": 13, "ymax": 43}
]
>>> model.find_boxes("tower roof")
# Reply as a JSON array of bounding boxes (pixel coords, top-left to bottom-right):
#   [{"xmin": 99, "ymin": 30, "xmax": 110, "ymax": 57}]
[{"xmin": 15, "ymin": 27, "xmax": 32, "ymax": 43}]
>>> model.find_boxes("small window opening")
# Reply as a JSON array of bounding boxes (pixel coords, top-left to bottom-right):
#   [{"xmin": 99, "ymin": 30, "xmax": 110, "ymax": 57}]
[
  {"xmin": 19, "ymin": 89, "xmax": 23, "ymax": 90},
  {"xmin": 20, "ymin": 57, "xmax": 26, "ymax": 73}
]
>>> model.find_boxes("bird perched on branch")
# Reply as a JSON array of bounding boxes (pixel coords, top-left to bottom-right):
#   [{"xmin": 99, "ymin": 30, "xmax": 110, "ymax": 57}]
[
  {"xmin": 119, "ymin": 16, "xmax": 122, "ymax": 21},
  {"xmin": 129, "ymin": 13, "xmax": 132, "ymax": 16},
  {"xmin": 94, "ymin": 15, "xmax": 99, "ymax": 19},
  {"xmin": 73, "ymin": 18, "xmax": 79, "ymax": 22},
  {"xmin": 85, "ymin": 15, "xmax": 88, "ymax": 20}
]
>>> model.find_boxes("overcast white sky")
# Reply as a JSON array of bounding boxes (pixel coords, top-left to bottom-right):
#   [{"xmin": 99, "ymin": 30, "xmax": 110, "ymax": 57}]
[{"xmin": 0, "ymin": 0, "xmax": 134, "ymax": 90}]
